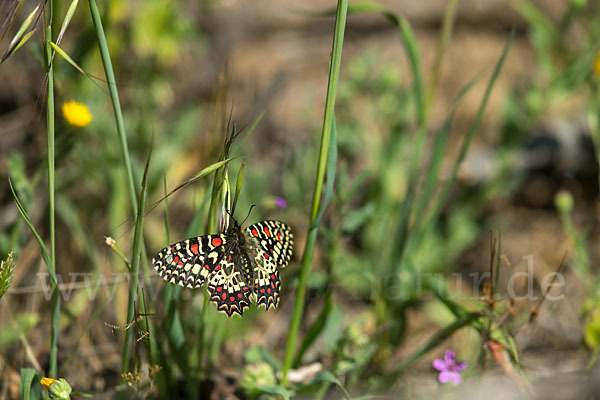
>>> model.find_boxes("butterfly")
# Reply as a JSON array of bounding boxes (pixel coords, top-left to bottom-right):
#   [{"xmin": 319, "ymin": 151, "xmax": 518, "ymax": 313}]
[{"xmin": 152, "ymin": 220, "xmax": 293, "ymax": 316}]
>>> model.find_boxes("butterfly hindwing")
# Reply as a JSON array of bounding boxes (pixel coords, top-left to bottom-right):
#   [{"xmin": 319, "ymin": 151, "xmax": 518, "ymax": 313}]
[
  {"xmin": 207, "ymin": 251, "xmax": 252, "ymax": 316},
  {"xmin": 152, "ymin": 234, "xmax": 227, "ymax": 288}
]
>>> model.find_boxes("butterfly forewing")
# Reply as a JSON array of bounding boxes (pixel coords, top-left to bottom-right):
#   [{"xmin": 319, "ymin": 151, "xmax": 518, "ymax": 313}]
[
  {"xmin": 244, "ymin": 221, "xmax": 293, "ymax": 309},
  {"xmin": 152, "ymin": 219, "xmax": 293, "ymax": 316},
  {"xmin": 152, "ymin": 234, "xmax": 227, "ymax": 288}
]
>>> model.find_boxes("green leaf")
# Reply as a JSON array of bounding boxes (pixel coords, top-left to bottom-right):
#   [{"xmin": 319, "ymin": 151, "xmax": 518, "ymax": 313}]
[
  {"xmin": 244, "ymin": 345, "xmax": 282, "ymax": 372},
  {"xmin": 306, "ymin": 371, "xmax": 351, "ymax": 400},
  {"xmin": 255, "ymin": 384, "xmax": 290, "ymax": 400},
  {"xmin": 323, "ymin": 305, "xmax": 344, "ymax": 351},
  {"xmin": 19, "ymin": 368, "xmax": 41, "ymax": 400},
  {"xmin": 293, "ymin": 298, "xmax": 332, "ymax": 367}
]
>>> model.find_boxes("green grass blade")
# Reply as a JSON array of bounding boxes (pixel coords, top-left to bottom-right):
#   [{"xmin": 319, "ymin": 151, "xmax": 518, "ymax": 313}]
[
  {"xmin": 282, "ymin": 0, "xmax": 348, "ymax": 385},
  {"xmin": 121, "ymin": 148, "xmax": 151, "ymax": 378},
  {"xmin": 312, "ymin": 115, "xmax": 338, "ymax": 228},
  {"xmin": 7, "ymin": 4, "xmax": 39, "ymax": 50},
  {"xmin": 1, "ymin": 29, "xmax": 36, "ymax": 63},
  {"xmin": 293, "ymin": 296, "xmax": 332, "ymax": 367},
  {"xmin": 9, "ymin": 180, "xmax": 54, "ymax": 284},
  {"xmin": 49, "ymin": 41, "xmax": 86, "ymax": 75},
  {"xmin": 44, "ymin": 14, "xmax": 59, "ymax": 377},
  {"xmin": 425, "ymin": 0, "xmax": 458, "ymax": 119},
  {"xmin": 389, "ymin": 312, "xmax": 480, "ymax": 375},
  {"xmin": 426, "ymin": 29, "xmax": 515, "ymax": 230},
  {"xmin": 232, "ymin": 162, "xmax": 245, "ymax": 215},
  {"xmin": 88, "ymin": 0, "xmax": 137, "ymax": 214},
  {"xmin": 347, "ymin": 2, "xmax": 424, "ymax": 128},
  {"xmin": 56, "ymin": 0, "xmax": 79, "ymax": 45}
]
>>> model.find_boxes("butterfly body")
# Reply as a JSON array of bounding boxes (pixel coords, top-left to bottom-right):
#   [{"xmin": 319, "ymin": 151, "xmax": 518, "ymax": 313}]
[{"xmin": 153, "ymin": 220, "xmax": 293, "ymax": 316}]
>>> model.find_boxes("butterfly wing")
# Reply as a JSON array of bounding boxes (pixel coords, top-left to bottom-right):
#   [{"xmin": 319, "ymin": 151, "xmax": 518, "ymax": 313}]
[
  {"xmin": 244, "ymin": 220, "xmax": 293, "ymax": 309},
  {"xmin": 152, "ymin": 234, "xmax": 227, "ymax": 289},
  {"xmin": 206, "ymin": 250, "xmax": 253, "ymax": 317}
]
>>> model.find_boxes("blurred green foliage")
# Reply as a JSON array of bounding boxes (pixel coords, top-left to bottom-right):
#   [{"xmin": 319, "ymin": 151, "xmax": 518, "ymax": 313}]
[{"xmin": 2, "ymin": 0, "xmax": 600, "ymax": 398}]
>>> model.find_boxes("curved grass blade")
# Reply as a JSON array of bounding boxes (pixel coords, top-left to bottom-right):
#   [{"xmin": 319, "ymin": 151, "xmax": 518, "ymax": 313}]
[
  {"xmin": 56, "ymin": 0, "xmax": 79, "ymax": 46},
  {"xmin": 49, "ymin": 41, "xmax": 86, "ymax": 75}
]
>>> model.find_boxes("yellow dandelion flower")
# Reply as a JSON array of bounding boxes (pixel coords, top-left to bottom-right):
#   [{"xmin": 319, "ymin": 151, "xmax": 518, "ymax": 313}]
[
  {"xmin": 62, "ymin": 100, "xmax": 92, "ymax": 127},
  {"xmin": 40, "ymin": 377, "xmax": 56, "ymax": 389},
  {"xmin": 594, "ymin": 51, "xmax": 600, "ymax": 77},
  {"xmin": 40, "ymin": 377, "xmax": 72, "ymax": 399}
]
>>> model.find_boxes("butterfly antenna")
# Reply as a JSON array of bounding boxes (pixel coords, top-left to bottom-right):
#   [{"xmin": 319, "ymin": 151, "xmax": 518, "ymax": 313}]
[{"xmin": 241, "ymin": 204, "xmax": 256, "ymax": 226}]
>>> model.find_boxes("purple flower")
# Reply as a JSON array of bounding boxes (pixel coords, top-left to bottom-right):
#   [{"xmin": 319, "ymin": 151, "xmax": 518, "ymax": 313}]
[
  {"xmin": 275, "ymin": 196, "xmax": 287, "ymax": 210},
  {"xmin": 433, "ymin": 350, "xmax": 467, "ymax": 385}
]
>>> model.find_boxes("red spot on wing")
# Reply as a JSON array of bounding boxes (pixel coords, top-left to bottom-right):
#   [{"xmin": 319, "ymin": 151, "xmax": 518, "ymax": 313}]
[
  {"xmin": 178, "ymin": 260, "xmax": 184, "ymax": 266},
  {"xmin": 204, "ymin": 264, "xmax": 210, "ymax": 270},
  {"xmin": 263, "ymin": 227, "xmax": 270, "ymax": 236},
  {"xmin": 260, "ymin": 288, "xmax": 265, "ymax": 293},
  {"xmin": 277, "ymin": 232, "xmax": 282, "ymax": 242},
  {"xmin": 216, "ymin": 286, "xmax": 222, "ymax": 292},
  {"xmin": 190, "ymin": 244, "xmax": 199, "ymax": 254},
  {"xmin": 271, "ymin": 274, "xmax": 276, "ymax": 279},
  {"xmin": 230, "ymin": 296, "xmax": 235, "ymax": 301},
  {"xmin": 221, "ymin": 292, "xmax": 227, "ymax": 300},
  {"xmin": 237, "ymin": 293, "xmax": 242, "ymax": 298},
  {"xmin": 251, "ymin": 228, "xmax": 259, "ymax": 237},
  {"xmin": 173, "ymin": 256, "xmax": 180, "ymax": 264},
  {"xmin": 212, "ymin": 237, "xmax": 222, "ymax": 246},
  {"xmin": 264, "ymin": 254, "xmax": 269, "ymax": 259},
  {"xmin": 267, "ymin": 288, "xmax": 272, "ymax": 294},
  {"xmin": 215, "ymin": 265, "xmax": 221, "ymax": 271}
]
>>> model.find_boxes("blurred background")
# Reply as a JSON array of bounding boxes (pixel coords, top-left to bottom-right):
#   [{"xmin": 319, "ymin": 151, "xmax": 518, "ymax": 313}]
[{"xmin": 1, "ymin": 0, "xmax": 600, "ymax": 398}]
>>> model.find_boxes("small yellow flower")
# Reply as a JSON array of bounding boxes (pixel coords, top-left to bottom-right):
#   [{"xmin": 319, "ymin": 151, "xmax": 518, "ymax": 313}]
[
  {"xmin": 594, "ymin": 51, "xmax": 600, "ymax": 77},
  {"xmin": 62, "ymin": 100, "xmax": 92, "ymax": 127},
  {"xmin": 40, "ymin": 377, "xmax": 56, "ymax": 389},
  {"xmin": 40, "ymin": 377, "xmax": 72, "ymax": 399}
]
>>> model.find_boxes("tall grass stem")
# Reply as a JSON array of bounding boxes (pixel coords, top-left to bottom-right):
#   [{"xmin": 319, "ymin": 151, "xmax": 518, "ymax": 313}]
[
  {"xmin": 88, "ymin": 0, "xmax": 137, "ymax": 212},
  {"xmin": 281, "ymin": 0, "xmax": 348, "ymax": 384},
  {"xmin": 44, "ymin": 3, "xmax": 60, "ymax": 377}
]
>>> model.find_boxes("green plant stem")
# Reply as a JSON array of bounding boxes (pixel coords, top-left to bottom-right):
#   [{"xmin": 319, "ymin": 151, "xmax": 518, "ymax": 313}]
[
  {"xmin": 45, "ymin": 5, "xmax": 59, "ymax": 378},
  {"xmin": 281, "ymin": 0, "xmax": 348, "ymax": 385},
  {"xmin": 424, "ymin": 0, "xmax": 457, "ymax": 120},
  {"xmin": 121, "ymin": 156, "xmax": 149, "ymax": 378},
  {"xmin": 88, "ymin": 0, "xmax": 137, "ymax": 211}
]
